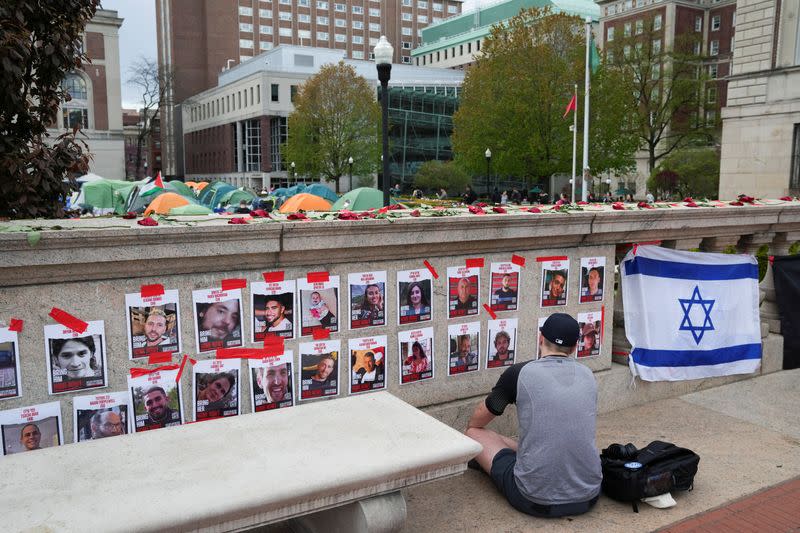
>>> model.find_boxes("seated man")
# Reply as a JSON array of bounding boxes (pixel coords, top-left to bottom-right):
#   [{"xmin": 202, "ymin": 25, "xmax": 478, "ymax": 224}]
[{"xmin": 465, "ymin": 313, "xmax": 602, "ymax": 518}]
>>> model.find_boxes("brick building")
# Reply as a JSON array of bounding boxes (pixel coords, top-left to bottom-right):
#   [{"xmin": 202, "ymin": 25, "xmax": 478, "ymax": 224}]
[
  {"xmin": 156, "ymin": 0, "xmax": 463, "ymax": 179},
  {"xmin": 123, "ymin": 109, "xmax": 162, "ymax": 179}
]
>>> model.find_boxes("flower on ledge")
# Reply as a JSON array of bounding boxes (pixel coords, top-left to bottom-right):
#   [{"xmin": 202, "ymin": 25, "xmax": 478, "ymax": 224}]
[
  {"xmin": 612, "ymin": 202, "xmax": 625, "ymax": 210},
  {"xmin": 137, "ymin": 217, "xmax": 158, "ymax": 226},
  {"xmin": 780, "ymin": 196, "xmax": 794, "ymax": 201},
  {"xmin": 527, "ymin": 207, "xmax": 542, "ymax": 213},
  {"xmin": 250, "ymin": 209, "xmax": 270, "ymax": 218},
  {"xmin": 737, "ymin": 194, "xmax": 756, "ymax": 204},
  {"xmin": 637, "ymin": 201, "xmax": 654, "ymax": 209},
  {"xmin": 228, "ymin": 217, "xmax": 249, "ymax": 224},
  {"xmin": 468, "ymin": 205, "xmax": 486, "ymax": 215},
  {"xmin": 337, "ymin": 210, "xmax": 361, "ymax": 220},
  {"xmin": 122, "ymin": 212, "xmax": 137, "ymax": 219},
  {"xmin": 286, "ymin": 212, "xmax": 309, "ymax": 221},
  {"xmin": 410, "ymin": 209, "xmax": 421, "ymax": 217},
  {"xmin": 492, "ymin": 206, "xmax": 507, "ymax": 214}
]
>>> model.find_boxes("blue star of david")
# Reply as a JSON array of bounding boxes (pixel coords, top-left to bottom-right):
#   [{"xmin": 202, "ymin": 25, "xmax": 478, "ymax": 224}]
[{"xmin": 678, "ymin": 286, "xmax": 715, "ymax": 344}]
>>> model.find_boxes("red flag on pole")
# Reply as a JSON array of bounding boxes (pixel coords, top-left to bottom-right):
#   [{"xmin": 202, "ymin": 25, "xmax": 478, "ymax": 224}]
[
  {"xmin": 154, "ymin": 171, "xmax": 164, "ymax": 189},
  {"xmin": 563, "ymin": 94, "xmax": 577, "ymax": 119}
]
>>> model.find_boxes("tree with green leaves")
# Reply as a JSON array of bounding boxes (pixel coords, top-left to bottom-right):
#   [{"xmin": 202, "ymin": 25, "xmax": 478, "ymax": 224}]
[
  {"xmin": 413, "ymin": 160, "xmax": 471, "ymax": 193},
  {"xmin": 283, "ymin": 62, "xmax": 380, "ymax": 193},
  {"xmin": 647, "ymin": 147, "xmax": 720, "ymax": 199},
  {"xmin": 604, "ymin": 16, "xmax": 713, "ymax": 173},
  {"xmin": 0, "ymin": 0, "xmax": 98, "ymax": 219},
  {"xmin": 452, "ymin": 8, "xmax": 638, "ymax": 188}
]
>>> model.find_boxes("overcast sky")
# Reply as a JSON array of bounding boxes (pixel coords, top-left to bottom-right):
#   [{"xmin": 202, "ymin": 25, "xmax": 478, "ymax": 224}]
[{"xmin": 102, "ymin": 0, "xmax": 485, "ymax": 108}]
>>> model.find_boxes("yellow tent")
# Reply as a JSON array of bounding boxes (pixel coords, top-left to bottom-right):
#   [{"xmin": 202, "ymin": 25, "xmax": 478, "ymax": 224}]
[
  {"xmin": 278, "ymin": 193, "xmax": 333, "ymax": 213},
  {"xmin": 143, "ymin": 192, "xmax": 191, "ymax": 216}
]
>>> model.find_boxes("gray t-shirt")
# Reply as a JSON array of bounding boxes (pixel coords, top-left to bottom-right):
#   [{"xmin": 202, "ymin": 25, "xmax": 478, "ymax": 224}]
[{"xmin": 485, "ymin": 356, "xmax": 602, "ymax": 505}]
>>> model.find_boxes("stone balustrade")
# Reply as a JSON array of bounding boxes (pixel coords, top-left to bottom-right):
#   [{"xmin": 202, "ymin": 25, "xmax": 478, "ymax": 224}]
[{"xmin": 0, "ymin": 204, "xmax": 797, "ymax": 442}]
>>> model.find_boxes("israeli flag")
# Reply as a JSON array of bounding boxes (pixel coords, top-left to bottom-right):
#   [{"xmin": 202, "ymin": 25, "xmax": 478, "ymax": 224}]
[{"xmin": 621, "ymin": 246, "xmax": 761, "ymax": 381}]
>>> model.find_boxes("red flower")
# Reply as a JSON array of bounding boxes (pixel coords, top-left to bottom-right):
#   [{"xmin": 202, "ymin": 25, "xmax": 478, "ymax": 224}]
[
  {"xmin": 476, "ymin": 202, "xmax": 488, "ymax": 208},
  {"xmin": 637, "ymin": 201, "xmax": 654, "ymax": 209},
  {"xmin": 738, "ymin": 194, "xmax": 755, "ymax": 204},
  {"xmin": 612, "ymin": 203, "xmax": 625, "ymax": 210},
  {"xmin": 780, "ymin": 196, "xmax": 794, "ymax": 201},
  {"xmin": 250, "ymin": 209, "xmax": 270, "ymax": 218},
  {"xmin": 337, "ymin": 210, "xmax": 360, "ymax": 220},
  {"xmin": 577, "ymin": 201, "xmax": 588, "ymax": 205},
  {"xmin": 555, "ymin": 199, "xmax": 565, "ymax": 207},
  {"xmin": 492, "ymin": 206, "xmax": 507, "ymax": 214},
  {"xmin": 467, "ymin": 205, "xmax": 486, "ymax": 215},
  {"xmin": 287, "ymin": 212, "xmax": 308, "ymax": 220},
  {"xmin": 527, "ymin": 207, "xmax": 541, "ymax": 213},
  {"xmin": 729, "ymin": 201, "xmax": 744, "ymax": 206},
  {"xmin": 358, "ymin": 211, "xmax": 377, "ymax": 219},
  {"xmin": 685, "ymin": 202, "xmax": 698, "ymax": 208},
  {"xmin": 137, "ymin": 217, "xmax": 158, "ymax": 226},
  {"xmin": 228, "ymin": 217, "xmax": 248, "ymax": 224},
  {"xmin": 410, "ymin": 209, "xmax": 421, "ymax": 217},
  {"xmin": 683, "ymin": 197, "xmax": 694, "ymax": 203},
  {"xmin": 122, "ymin": 212, "xmax": 137, "ymax": 219}
]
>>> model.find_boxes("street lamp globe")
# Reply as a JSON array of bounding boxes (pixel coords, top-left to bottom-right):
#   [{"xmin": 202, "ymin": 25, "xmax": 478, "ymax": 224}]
[
  {"xmin": 348, "ymin": 156, "xmax": 354, "ymax": 165},
  {"xmin": 485, "ymin": 148, "xmax": 491, "ymax": 159},
  {"xmin": 374, "ymin": 36, "xmax": 393, "ymax": 65}
]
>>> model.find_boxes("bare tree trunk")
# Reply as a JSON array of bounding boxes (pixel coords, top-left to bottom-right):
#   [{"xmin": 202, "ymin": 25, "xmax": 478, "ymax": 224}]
[{"xmin": 135, "ymin": 136, "xmax": 144, "ymax": 178}]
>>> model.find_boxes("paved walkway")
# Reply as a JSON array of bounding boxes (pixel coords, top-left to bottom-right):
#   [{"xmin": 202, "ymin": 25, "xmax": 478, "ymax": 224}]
[
  {"xmin": 402, "ymin": 369, "xmax": 800, "ymax": 532},
  {"xmin": 657, "ymin": 476, "xmax": 800, "ymax": 532}
]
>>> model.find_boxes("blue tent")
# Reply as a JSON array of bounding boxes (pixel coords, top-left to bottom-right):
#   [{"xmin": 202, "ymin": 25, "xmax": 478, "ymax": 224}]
[{"xmin": 304, "ymin": 183, "xmax": 339, "ymax": 203}]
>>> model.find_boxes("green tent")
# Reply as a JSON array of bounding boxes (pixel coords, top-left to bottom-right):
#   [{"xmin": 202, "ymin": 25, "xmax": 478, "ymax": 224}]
[
  {"xmin": 165, "ymin": 180, "xmax": 194, "ymax": 197},
  {"xmin": 331, "ymin": 187, "xmax": 395, "ymax": 211},
  {"xmin": 198, "ymin": 181, "xmax": 236, "ymax": 207},
  {"xmin": 304, "ymin": 183, "xmax": 339, "ymax": 203},
  {"xmin": 168, "ymin": 204, "xmax": 213, "ymax": 216},
  {"xmin": 77, "ymin": 179, "xmax": 139, "ymax": 214},
  {"xmin": 128, "ymin": 187, "xmax": 167, "ymax": 214},
  {"xmin": 218, "ymin": 188, "xmax": 257, "ymax": 207}
]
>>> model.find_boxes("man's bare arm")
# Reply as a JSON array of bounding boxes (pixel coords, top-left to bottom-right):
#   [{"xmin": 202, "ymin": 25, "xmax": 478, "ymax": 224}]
[{"xmin": 466, "ymin": 400, "xmax": 495, "ymax": 430}]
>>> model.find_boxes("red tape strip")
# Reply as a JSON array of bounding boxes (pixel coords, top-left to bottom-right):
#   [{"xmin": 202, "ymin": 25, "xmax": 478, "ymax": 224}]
[
  {"xmin": 263, "ymin": 271, "xmax": 285, "ymax": 283},
  {"xmin": 769, "ymin": 255, "xmax": 775, "ymax": 264},
  {"xmin": 175, "ymin": 354, "xmax": 194, "ymax": 383},
  {"xmin": 536, "ymin": 256, "xmax": 568, "ymax": 262},
  {"xmin": 221, "ymin": 278, "xmax": 247, "ymax": 291},
  {"xmin": 423, "ymin": 260, "xmax": 439, "ymax": 279},
  {"xmin": 312, "ymin": 327, "xmax": 330, "ymax": 340},
  {"xmin": 601, "ymin": 305, "xmax": 605, "ymax": 342},
  {"xmin": 263, "ymin": 336, "xmax": 285, "ymax": 356},
  {"xmin": 49, "ymin": 308, "xmax": 88, "ymax": 334},
  {"xmin": 612, "ymin": 351, "xmax": 630, "ymax": 356},
  {"xmin": 8, "ymin": 318, "xmax": 23, "ymax": 332},
  {"xmin": 511, "ymin": 254, "xmax": 526, "ymax": 267},
  {"xmin": 483, "ymin": 303, "xmax": 497, "ymax": 320},
  {"xmin": 129, "ymin": 363, "xmax": 180, "ymax": 378},
  {"xmin": 307, "ymin": 271, "xmax": 330, "ymax": 283},
  {"xmin": 147, "ymin": 352, "xmax": 173, "ymax": 364},
  {"xmin": 216, "ymin": 347, "xmax": 282, "ymax": 360},
  {"xmin": 465, "ymin": 258, "xmax": 484, "ymax": 269},
  {"xmin": 140, "ymin": 284, "xmax": 165, "ymax": 298}
]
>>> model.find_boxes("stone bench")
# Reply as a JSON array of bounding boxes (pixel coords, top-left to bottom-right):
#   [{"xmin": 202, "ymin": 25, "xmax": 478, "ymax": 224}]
[{"xmin": 0, "ymin": 392, "xmax": 481, "ymax": 533}]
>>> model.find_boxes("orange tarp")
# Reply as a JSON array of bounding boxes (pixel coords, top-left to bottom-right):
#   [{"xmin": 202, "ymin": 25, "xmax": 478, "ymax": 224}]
[
  {"xmin": 278, "ymin": 193, "xmax": 332, "ymax": 213},
  {"xmin": 194, "ymin": 181, "xmax": 210, "ymax": 191},
  {"xmin": 144, "ymin": 192, "xmax": 191, "ymax": 216}
]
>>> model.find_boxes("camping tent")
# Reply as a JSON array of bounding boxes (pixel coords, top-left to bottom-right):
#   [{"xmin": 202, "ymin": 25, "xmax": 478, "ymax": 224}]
[
  {"xmin": 218, "ymin": 188, "xmax": 257, "ymax": 207},
  {"xmin": 197, "ymin": 181, "xmax": 236, "ymax": 208},
  {"xmin": 304, "ymin": 183, "xmax": 339, "ymax": 203},
  {"xmin": 165, "ymin": 180, "xmax": 194, "ymax": 197},
  {"xmin": 168, "ymin": 204, "xmax": 213, "ymax": 216},
  {"xmin": 330, "ymin": 187, "xmax": 390, "ymax": 211},
  {"xmin": 144, "ymin": 192, "xmax": 191, "ymax": 216},
  {"xmin": 74, "ymin": 179, "xmax": 139, "ymax": 215},
  {"xmin": 278, "ymin": 193, "xmax": 332, "ymax": 213}
]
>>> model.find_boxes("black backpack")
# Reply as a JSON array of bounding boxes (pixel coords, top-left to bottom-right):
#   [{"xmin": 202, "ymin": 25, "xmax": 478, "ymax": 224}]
[{"xmin": 600, "ymin": 440, "xmax": 700, "ymax": 512}]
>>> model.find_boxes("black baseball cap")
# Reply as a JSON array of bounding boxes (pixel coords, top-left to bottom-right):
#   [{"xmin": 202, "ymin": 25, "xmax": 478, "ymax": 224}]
[{"xmin": 540, "ymin": 313, "xmax": 580, "ymax": 347}]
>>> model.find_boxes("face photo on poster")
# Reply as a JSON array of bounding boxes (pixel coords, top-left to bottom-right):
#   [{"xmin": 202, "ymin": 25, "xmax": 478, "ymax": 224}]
[
  {"xmin": 397, "ymin": 269, "xmax": 433, "ymax": 325},
  {"xmin": 486, "ymin": 318, "xmax": 518, "ymax": 369},
  {"xmin": 540, "ymin": 259, "xmax": 569, "ymax": 307},
  {"xmin": 349, "ymin": 271, "xmax": 387, "ymax": 330},
  {"xmin": 73, "ymin": 391, "xmax": 130, "ymax": 443},
  {"xmin": 250, "ymin": 351, "xmax": 294, "ymax": 412},
  {"xmin": 579, "ymin": 257, "xmax": 606, "ymax": 303},
  {"xmin": 193, "ymin": 358, "xmax": 240, "ymax": 421},
  {"xmin": 577, "ymin": 311, "xmax": 602, "ymax": 358},
  {"xmin": 0, "ymin": 401, "xmax": 62, "ymax": 456},
  {"xmin": 489, "ymin": 262, "xmax": 521, "ymax": 312},
  {"xmin": 447, "ymin": 266, "xmax": 480, "ymax": 319},
  {"xmin": 0, "ymin": 328, "xmax": 22, "ymax": 400},
  {"xmin": 44, "ymin": 321, "xmax": 108, "ymax": 395},
  {"xmin": 349, "ymin": 335, "xmax": 387, "ymax": 394},
  {"xmin": 193, "ymin": 288, "xmax": 245, "ymax": 353},
  {"xmin": 128, "ymin": 369, "xmax": 183, "ymax": 432},
  {"xmin": 448, "ymin": 321, "xmax": 480, "ymax": 375},
  {"xmin": 398, "ymin": 327, "xmax": 434, "ymax": 384},
  {"xmin": 251, "ymin": 280, "xmax": 295, "ymax": 341},
  {"xmin": 298, "ymin": 277, "xmax": 340, "ymax": 337},
  {"xmin": 125, "ymin": 289, "xmax": 181, "ymax": 360},
  {"xmin": 535, "ymin": 316, "xmax": 548, "ymax": 359},
  {"xmin": 299, "ymin": 340, "xmax": 340, "ymax": 401}
]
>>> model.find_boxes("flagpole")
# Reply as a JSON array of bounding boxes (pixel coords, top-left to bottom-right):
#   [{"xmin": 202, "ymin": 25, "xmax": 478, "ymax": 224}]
[
  {"xmin": 571, "ymin": 83, "xmax": 577, "ymax": 203},
  {"xmin": 581, "ymin": 16, "xmax": 591, "ymax": 202}
]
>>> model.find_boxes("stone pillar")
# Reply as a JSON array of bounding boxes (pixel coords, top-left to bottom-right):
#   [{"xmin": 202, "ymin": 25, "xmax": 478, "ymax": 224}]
[
  {"xmin": 662, "ymin": 238, "xmax": 704, "ymax": 251},
  {"xmin": 290, "ymin": 491, "xmax": 407, "ymax": 533},
  {"xmin": 771, "ymin": 231, "xmax": 800, "ymax": 256},
  {"xmin": 700, "ymin": 235, "xmax": 741, "ymax": 253},
  {"xmin": 737, "ymin": 231, "xmax": 775, "ymax": 255},
  {"xmin": 612, "ymin": 247, "xmax": 631, "ymax": 365}
]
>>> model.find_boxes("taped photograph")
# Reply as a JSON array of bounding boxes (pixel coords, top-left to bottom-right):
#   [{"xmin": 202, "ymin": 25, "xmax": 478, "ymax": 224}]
[
  {"xmin": 128, "ymin": 369, "xmax": 183, "ymax": 432},
  {"xmin": 299, "ymin": 340, "xmax": 340, "ymax": 401},
  {"xmin": 125, "ymin": 289, "xmax": 181, "ymax": 359},
  {"xmin": 349, "ymin": 335, "xmax": 387, "ymax": 394},
  {"xmin": 0, "ymin": 401, "xmax": 62, "ymax": 456},
  {"xmin": 193, "ymin": 358, "xmax": 240, "ymax": 421},
  {"xmin": 397, "ymin": 269, "xmax": 433, "ymax": 325},
  {"xmin": 44, "ymin": 321, "xmax": 108, "ymax": 395},
  {"xmin": 348, "ymin": 271, "xmax": 387, "ymax": 330},
  {"xmin": 250, "ymin": 352, "xmax": 294, "ymax": 412},
  {"xmin": 251, "ymin": 280, "xmax": 295, "ymax": 341},
  {"xmin": 192, "ymin": 288, "xmax": 244, "ymax": 353},
  {"xmin": 73, "ymin": 391, "xmax": 130, "ymax": 443},
  {"xmin": 398, "ymin": 327, "xmax": 434, "ymax": 384}
]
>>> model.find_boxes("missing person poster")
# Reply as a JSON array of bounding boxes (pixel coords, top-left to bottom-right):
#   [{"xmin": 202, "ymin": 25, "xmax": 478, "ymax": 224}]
[
  {"xmin": 0, "ymin": 401, "xmax": 62, "ymax": 456},
  {"xmin": 0, "ymin": 327, "xmax": 22, "ymax": 400},
  {"xmin": 192, "ymin": 288, "xmax": 244, "ymax": 353},
  {"xmin": 535, "ymin": 316, "xmax": 548, "ymax": 360},
  {"xmin": 397, "ymin": 268, "xmax": 433, "ymax": 325},
  {"xmin": 579, "ymin": 257, "xmax": 606, "ymax": 303},
  {"xmin": 448, "ymin": 266, "xmax": 480, "ymax": 319},
  {"xmin": 577, "ymin": 311, "xmax": 602, "ymax": 358},
  {"xmin": 448, "ymin": 321, "xmax": 480, "ymax": 376},
  {"xmin": 249, "ymin": 351, "xmax": 294, "ymax": 412},
  {"xmin": 73, "ymin": 391, "xmax": 130, "ymax": 443},
  {"xmin": 299, "ymin": 340, "xmax": 340, "ymax": 401},
  {"xmin": 44, "ymin": 321, "xmax": 108, "ymax": 395},
  {"xmin": 348, "ymin": 271, "xmax": 387, "ymax": 330},
  {"xmin": 298, "ymin": 276, "xmax": 340, "ymax": 337},
  {"xmin": 193, "ymin": 358, "xmax": 240, "ymax": 421},
  {"xmin": 486, "ymin": 318, "xmax": 518, "ymax": 369},
  {"xmin": 540, "ymin": 258, "xmax": 569, "ymax": 307},
  {"xmin": 125, "ymin": 289, "xmax": 181, "ymax": 360},
  {"xmin": 128, "ymin": 368, "xmax": 183, "ymax": 432},
  {"xmin": 251, "ymin": 280, "xmax": 295, "ymax": 341},
  {"xmin": 399, "ymin": 327, "xmax": 434, "ymax": 384},
  {"xmin": 349, "ymin": 335, "xmax": 387, "ymax": 394},
  {"xmin": 489, "ymin": 262, "xmax": 521, "ymax": 312}
]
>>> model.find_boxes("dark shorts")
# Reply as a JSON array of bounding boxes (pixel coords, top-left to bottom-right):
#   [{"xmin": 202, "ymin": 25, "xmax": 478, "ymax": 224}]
[{"xmin": 489, "ymin": 448, "xmax": 599, "ymax": 518}]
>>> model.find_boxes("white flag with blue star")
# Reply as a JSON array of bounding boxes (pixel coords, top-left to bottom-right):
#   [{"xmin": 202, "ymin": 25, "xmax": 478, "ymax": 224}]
[{"xmin": 621, "ymin": 245, "xmax": 761, "ymax": 381}]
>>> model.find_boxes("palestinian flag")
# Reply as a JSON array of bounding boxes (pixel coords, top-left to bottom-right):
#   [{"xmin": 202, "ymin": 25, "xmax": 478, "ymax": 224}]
[{"xmin": 140, "ymin": 171, "xmax": 165, "ymax": 197}]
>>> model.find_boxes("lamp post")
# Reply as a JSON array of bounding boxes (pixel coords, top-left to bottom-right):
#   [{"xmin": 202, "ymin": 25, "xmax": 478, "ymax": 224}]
[
  {"xmin": 290, "ymin": 161, "xmax": 296, "ymax": 185},
  {"xmin": 485, "ymin": 148, "xmax": 492, "ymax": 196},
  {"xmin": 374, "ymin": 35, "xmax": 393, "ymax": 207},
  {"xmin": 348, "ymin": 156, "xmax": 354, "ymax": 192},
  {"xmin": 143, "ymin": 160, "xmax": 148, "ymax": 179}
]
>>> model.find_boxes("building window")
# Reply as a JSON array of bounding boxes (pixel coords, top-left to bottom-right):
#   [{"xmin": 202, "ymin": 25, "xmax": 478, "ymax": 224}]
[
  {"xmin": 271, "ymin": 83, "xmax": 279, "ymax": 102},
  {"xmin": 299, "ymin": 0, "xmax": 310, "ymax": 6},
  {"xmin": 467, "ymin": 42, "xmax": 471, "ymax": 53},
  {"xmin": 607, "ymin": 26, "xmax": 614, "ymax": 41},
  {"xmin": 705, "ymin": 109, "xmax": 716, "ymax": 125},
  {"xmin": 635, "ymin": 19, "xmax": 643, "ymax": 34},
  {"xmin": 370, "ymin": 36, "xmax": 378, "ymax": 45},
  {"xmin": 62, "ymin": 108, "xmax": 88, "ymax": 129},
  {"xmin": 370, "ymin": 23, "xmax": 380, "ymax": 31},
  {"xmin": 606, "ymin": 49, "xmax": 614, "ymax": 62},
  {"xmin": 259, "ymin": 9, "xmax": 272, "ymax": 18},
  {"xmin": 316, "ymin": 15, "xmax": 328, "ymax": 24},
  {"xmin": 695, "ymin": 16, "xmax": 702, "ymax": 32},
  {"xmin": 402, "ymin": 13, "xmax": 412, "ymax": 21},
  {"xmin": 418, "ymin": 14, "xmax": 428, "ymax": 23},
  {"xmin": 709, "ymin": 64, "xmax": 718, "ymax": 78},
  {"xmin": 317, "ymin": 31, "xmax": 329, "ymax": 40},
  {"xmin": 298, "ymin": 14, "xmax": 311, "ymax": 23},
  {"xmin": 240, "ymin": 22, "xmax": 253, "ymax": 32},
  {"xmin": 624, "ymin": 45, "xmax": 631, "ymax": 58},
  {"xmin": 298, "ymin": 29, "xmax": 311, "ymax": 39},
  {"xmin": 707, "ymin": 86, "xmax": 717, "ymax": 103},
  {"xmin": 693, "ymin": 41, "xmax": 701, "ymax": 56},
  {"xmin": 353, "ymin": 35, "xmax": 364, "ymax": 44},
  {"xmin": 353, "ymin": 50, "xmax": 364, "ymax": 59},
  {"xmin": 62, "ymin": 72, "xmax": 87, "ymax": 99},
  {"xmin": 239, "ymin": 6, "xmax": 253, "ymax": 16},
  {"xmin": 652, "ymin": 39, "xmax": 661, "ymax": 54},
  {"xmin": 654, "ymin": 14, "xmax": 662, "ymax": 30},
  {"xmin": 791, "ymin": 124, "xmax": 800, "ymax": 189},
  {"xmin": 353, "ymin": 20, "xmax": 363, "ymax": 29},
  {"xmin": 732, "ymin": 11, "xmax": 736, "ymax": 27},
  {"xmin": 418, "ymin": 0, "xmax": 428, "ymax": 7},
  {"xmin": 652, "ymin": 62, "xmax": 660, "ymax": 79},
  {"xmin": 280, "ymin": 0, "xmax": 291, "ymax": 4},
  {"xmin": 369, "ymin": 7, "xmax": 380, "ymax": 16},
  {"xmin": 624, "ymin": 22, "xmax": 631, "ymax": 37},
  {"xmin": 335, "ymin": 18, "xmax": 346, "ymax": 27},
  {"xmin": 245, "ymin": 119, "xmax": 261, "ymax": 171},
  {"xmin": 710, "ymin": 40, "xmax": 719, "ymax": 55},
  {"xmin": 271, "ymin": 116, "xmax": 287, "ymax": 172},
  {"xmin": 335, "ymin": 33, "xmax": 346, "ymax": 42},
  {"xmin": 290, "ymin": 85, "xmax": 298, "ymax": 102},
  {"xmin": 352, "ymin": 5, "xmax": 363, "ymax": 14},
  {"xmin": 448, "ymin": 4, "xmax": 457, "ymax": 13},
  {"xmin": 476, "ymin": 39, "xmax": 480, "ymax": 50},
  {"xmin": 432, "ymin": 16, "xmax": 441, "ymax": 23},
  {"xmin": 334, "ymin": 2, "xmax": 346, "ymax": 11},
  {"xmin": 279, "ymin": 27, "xmax": 292, "ymax": 37},
  {"xmin": 240, "ymin": 38, "xmax": 254, "ymax": 49},
  {"xmin": 402, "ymin": 27, "xmax": 412, "ymax": 36},
  {"xmin": 402, "ymin": 56, "xmax": 411, "ymax": 64},
  {"xmin": 711, "ymin": 15, "xmax": 720, "ymax": 30},
  {"xmin": 260, "ymin": 25, "xmax": 273, "ymax": 34},
  {"xmin": 433, "ymin": 2, "xmax": 442, "ymax": 10},
  {"xmin": 279, "ymin": 11, "xmax": 292, "ymax": 20},
  {"xmin": 317, "ymin": 1, "xmax": 328, "ymax": 9}
]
